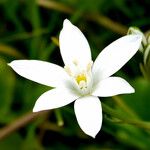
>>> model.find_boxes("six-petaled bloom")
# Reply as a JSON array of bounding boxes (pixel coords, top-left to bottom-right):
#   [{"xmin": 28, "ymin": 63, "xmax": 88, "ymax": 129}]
[{"xmin": 8, "ymin": 19, "xmax": 142, "ymax": 138}]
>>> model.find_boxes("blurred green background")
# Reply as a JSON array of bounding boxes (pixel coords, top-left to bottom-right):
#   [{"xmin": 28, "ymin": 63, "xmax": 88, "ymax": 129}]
[{"xmin": 0, "ymin": 0, "xmax": 150, "ymax": 149}]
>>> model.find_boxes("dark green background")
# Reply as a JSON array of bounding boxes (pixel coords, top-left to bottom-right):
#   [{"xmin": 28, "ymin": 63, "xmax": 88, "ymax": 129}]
[{"xmin": 0, "ymin": 0, "xmax": 150, "ymax": 149}]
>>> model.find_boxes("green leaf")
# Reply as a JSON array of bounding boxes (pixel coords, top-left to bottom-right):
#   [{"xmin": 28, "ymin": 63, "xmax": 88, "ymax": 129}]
[
  {"xmin": 123, "ymin": 78, "xmax": 150, "ymax": 121},
  {"xmin": 0, "ymin": 58, "xmax": 16, "ymax": 123},
  {"xmin": 0, "ymin": 133, "xmax": 23, "ymax": 150}
]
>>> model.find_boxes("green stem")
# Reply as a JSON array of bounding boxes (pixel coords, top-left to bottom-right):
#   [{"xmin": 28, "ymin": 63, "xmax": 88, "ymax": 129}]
[
  {"xmin": 102, "ymin": 103, "xmax": 150, "ymax": 130},
  {"xmin": 55, "ymin": 109, "xmax": 64, "ymax": 126},
  {"xmin": 139, "ymin": 63, "xmax": 149, "ymax": 81}
]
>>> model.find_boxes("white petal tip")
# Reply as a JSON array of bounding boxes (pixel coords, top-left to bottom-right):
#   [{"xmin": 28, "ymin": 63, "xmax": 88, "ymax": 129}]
[
  {"xmin": 33, "ymin": 102, "xmax": 43, "ymax": 112},
  {"xmin": 89, "ymin": 133, "xmax": 97, "ymax": 138},
  {"xmin": 136, "ymin": 34, "xmax": 142, "ymax": 40},
  {"xmin": 63, "ymin": 19, "xmax": 72, "ymax": 27},
  {"xmin": 124, "ymin": 86, "xmax": 135, "ymax": 94},
  {"xmin": 130, "ymin": 34, "xmax": 142, "ymax": 43},
  {"xmin": 131, "ymin": 87, "xmax": 135, "ymax": 93},
  {"xmin": 32, "ymin": 102, "xmax": 47, "ymax": 112},
  {"xmin": 8, "ymin": 62, "xmax": 12, "ymax": 67},
  {"xmin": 84, "ymin": 130, "xmax": 99, "ymax": 138},
  {"xmin": 32, "ymin": 107, "xmax": 39, "ymax": 112},
  {"xmin": 33, "ymin": 107, "xmax": 45, "ymax": 113},
  {"xmin": 8, "ymin": 61, "xmax": 17, "ymax": 68},
  {"xmin": 127, "ymin": 85, "xmax": 135, "ymax": 93},
  {"xmin": 137, "ymin": 34, "xmax": 143, "ymax": 40},
  {"xmin": 82, "ymin": 127, "xmax": 100, "ymax": 138}
]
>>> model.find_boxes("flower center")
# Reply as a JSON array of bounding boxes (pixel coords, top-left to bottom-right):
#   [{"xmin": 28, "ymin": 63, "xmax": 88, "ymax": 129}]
[
  {"xmin": 76, "ymin": 74, "xmax": 87, "ymax": 85},
  {"xmin": 64, "ymin": 60, "xmax": 93, "ymax": 95},
  {"xmin": 76, "ymin": 73, "xmax": 88, "ymax": 90}
]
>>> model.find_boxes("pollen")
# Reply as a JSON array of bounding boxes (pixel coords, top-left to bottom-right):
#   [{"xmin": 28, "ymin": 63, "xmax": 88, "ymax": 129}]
[{"xmin": 76, "ymin": 74, "xmax": 87, "ymax": 85}]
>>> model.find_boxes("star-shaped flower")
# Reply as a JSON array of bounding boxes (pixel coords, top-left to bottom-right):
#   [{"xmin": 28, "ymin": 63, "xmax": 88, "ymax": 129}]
[{"xmin": 9, "ymin": 19, "xmax": 142, "ymax": 138}]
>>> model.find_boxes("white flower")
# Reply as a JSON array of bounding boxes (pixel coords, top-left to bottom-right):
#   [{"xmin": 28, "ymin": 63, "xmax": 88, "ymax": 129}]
[{"xmin": 8, "ymin": 19, "xmax": 142, "ymax": 138}]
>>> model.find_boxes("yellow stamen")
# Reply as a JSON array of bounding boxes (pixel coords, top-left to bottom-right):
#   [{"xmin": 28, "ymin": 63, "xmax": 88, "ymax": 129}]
[{"xmin": 76, "ymin": 74, "xmax": 87, "ymax": 84}]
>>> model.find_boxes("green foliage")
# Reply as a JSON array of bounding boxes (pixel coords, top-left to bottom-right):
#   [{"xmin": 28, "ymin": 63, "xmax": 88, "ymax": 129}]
[
  {"xmin": 0, "ymin": 0, "xmax": 150, "ymax": 149},
  {"xmin": 0, "ymin": 133, "xmax": 23, "ymax": 150},
  {"xmin": 0, "ymin": 58, "xmax": 15, "ymax": 123},
  {"xmin": 123, "ymin": 78, "xmax": 150, "ymax": 121}
]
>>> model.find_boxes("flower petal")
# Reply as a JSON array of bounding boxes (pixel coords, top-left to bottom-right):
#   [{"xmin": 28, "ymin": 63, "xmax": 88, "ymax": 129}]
[
  {"xmin": 8, "ymin": 60, "xmax": 68, "ymax": 87},
  {"xmin": 59, "ymin": 19, "xmax": 92, "ymax": 68},
  {"xmin": 33, "ymin": 88, "xmax": 79, "ymax": 112},
  {"xmin": 92, "ymin": 77, "xmax": 134, "ymax": 97},
  {"xmin": 74, "ymin": 96, "xmax": 102, "ymax": 138},
  {"xmin": 93, "ymin": 35, "xmax": 142, "ymax": 80}
]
